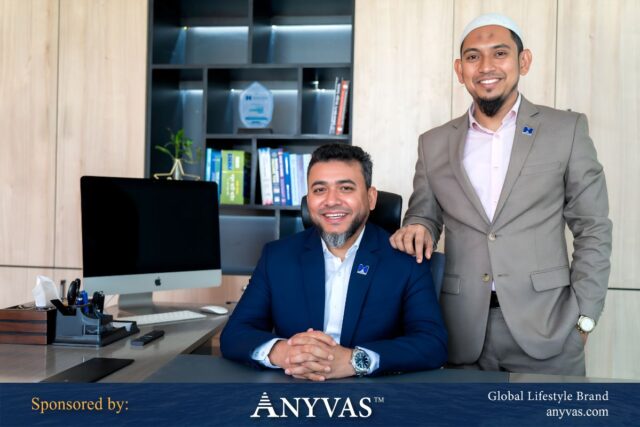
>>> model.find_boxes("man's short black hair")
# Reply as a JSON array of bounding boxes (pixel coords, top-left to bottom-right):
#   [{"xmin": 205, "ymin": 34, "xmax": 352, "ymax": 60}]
[
  {"xmin": 308, "ymin": 144, "xmax": 373, "ymax": 188},
  {"xmin": 510, "ymin": 30, "xmax": 523, "ymax": 55}
]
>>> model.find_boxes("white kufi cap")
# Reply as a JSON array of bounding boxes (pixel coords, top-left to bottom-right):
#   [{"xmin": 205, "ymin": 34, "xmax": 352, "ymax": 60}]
[{"xmin": 460, "ymin": 13, "xmax": 523, "ymax": 47}]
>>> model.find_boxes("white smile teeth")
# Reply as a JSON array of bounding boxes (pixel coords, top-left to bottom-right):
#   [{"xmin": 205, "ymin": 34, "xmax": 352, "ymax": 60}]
[
  {"xmin": 480, "ymin": 79, "xmax": 499, "ymax": 84},
  {"xmin": 325, "ymin": 213, "xmax": 346, "ymax": 219}
]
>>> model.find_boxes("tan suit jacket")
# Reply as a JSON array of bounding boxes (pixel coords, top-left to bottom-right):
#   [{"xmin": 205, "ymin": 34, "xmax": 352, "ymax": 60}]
[{"xmin": 404, "ymin": 96, "xmax": 612, "ymax": 364}]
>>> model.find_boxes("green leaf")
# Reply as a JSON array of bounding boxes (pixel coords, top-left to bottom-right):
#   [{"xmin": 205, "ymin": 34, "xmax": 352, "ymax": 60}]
[
  {"xmin": 160, "ymin": 128, "xmax": 202, "ymax": 165},
  {"xmin": 155, "ymin": 145, "xmax": 174, "ymax": 159}
]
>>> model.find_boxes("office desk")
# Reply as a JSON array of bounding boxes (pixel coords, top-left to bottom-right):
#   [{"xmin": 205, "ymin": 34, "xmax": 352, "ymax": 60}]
[
  {"xmin": 145, "ymin": 354, "xmax": 624, "ymax": 383},
  {"xmin": 0, "ymin": 309, "xmax": 227, "ymax": 383}
]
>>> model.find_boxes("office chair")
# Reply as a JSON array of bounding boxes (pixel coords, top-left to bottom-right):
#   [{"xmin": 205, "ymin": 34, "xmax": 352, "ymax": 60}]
[{"xmin": 300, "ymin": 190, "xmax": 445, "ymax": 300}]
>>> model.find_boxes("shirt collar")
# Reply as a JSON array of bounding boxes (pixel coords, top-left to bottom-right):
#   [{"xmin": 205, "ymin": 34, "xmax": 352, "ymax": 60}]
[
  {"xmin": 468, "ymin": 93, "xmax": 522, "ymax": 133},
  {"xmin": 320, "ymin": 225, "xmax": 366, "ymax": 260}
]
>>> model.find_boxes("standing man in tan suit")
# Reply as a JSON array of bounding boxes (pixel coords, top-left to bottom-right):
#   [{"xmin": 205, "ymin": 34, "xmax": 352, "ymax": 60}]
[{"xmin": 391, "ymin": 14, "xmax": 612, "ymax": 375}]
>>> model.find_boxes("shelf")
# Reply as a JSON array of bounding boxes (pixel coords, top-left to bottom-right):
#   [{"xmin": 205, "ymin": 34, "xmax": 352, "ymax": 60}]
[
  {"xmin": 152, "ymin": 0, "xmax": 251, "ymax": 65},
  {"xmin": 205, "ymin": 134, "xmax": 349, "ymax": 140},
  {"xmin": 252, "ymin": 23, "xmax": 351, "ymax": 64},
  {"xmin": 149, "ymin": 68, "xmax": 205, "ymax": 177},
  {"xmin": 221, "ymin": 204, "xmax": 301, "ymax": 212},
  {"xmin": 206, "ymin": 67, "xmax": 299, "ymax": 134},
  {"xmin": 147, "ymin": 0, "xmax": 354, "ymax": 274},
  {"xmin": 301, "ymin": 66, "xmax": 351, "ymax": 134}
]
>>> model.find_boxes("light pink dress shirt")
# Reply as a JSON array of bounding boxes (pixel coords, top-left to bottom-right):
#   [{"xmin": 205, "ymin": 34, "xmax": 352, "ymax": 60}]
[
  {"xmin": 463, "ymin": 94, "xmax": 522, "ymax": 221},
  {"xmin": 462, "ymin": 94, "xmax": 522, "ymax": 291}
]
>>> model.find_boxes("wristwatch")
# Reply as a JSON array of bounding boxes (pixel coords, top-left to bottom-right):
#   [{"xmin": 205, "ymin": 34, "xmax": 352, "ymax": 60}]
[
  {"xmin": 350, "ymin": 347, "xmax": 371, "ymax": 377},
  {"xmin": 576, "ymin": 315, "xmax": 596, "ymax": 333}
]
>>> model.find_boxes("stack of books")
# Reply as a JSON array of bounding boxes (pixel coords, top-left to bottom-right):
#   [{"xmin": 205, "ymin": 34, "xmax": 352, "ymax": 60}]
[
  {"xmin": 258, "ymin": 147, "xmax": 312, "ymax": 206},
  {"xmin": 328, "ymin": 77, "xmax": 350, "ymax": 135},
  {"xmin": 205, "ymin": 149, "xmax": 250, "ymax": 205}
]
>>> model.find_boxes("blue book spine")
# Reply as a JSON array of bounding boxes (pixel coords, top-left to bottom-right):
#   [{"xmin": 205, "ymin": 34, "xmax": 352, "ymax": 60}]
[
  {"xmin": 276, "ymin": 149, "xmax": 286, "ymax": 206},
  {"xmin": 205, "ymin": 148, "xmax": 212, "ymax": 181},
  {"xmin": 211, "ymin": 150, "xmax": 222, "ymax": 199},
  {"xmin": 283, "ymin": 151, "xmax": 292, "ymax": 206},
  {"xmin": 270, "ymin": 149, "xmax": 282, "ymax": 206}
]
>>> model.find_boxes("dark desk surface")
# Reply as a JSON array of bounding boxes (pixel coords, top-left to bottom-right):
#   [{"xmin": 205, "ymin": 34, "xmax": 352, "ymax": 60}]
[{"xmin": 145, "ymin": 354, "xmax": 624, "ymax": 383}]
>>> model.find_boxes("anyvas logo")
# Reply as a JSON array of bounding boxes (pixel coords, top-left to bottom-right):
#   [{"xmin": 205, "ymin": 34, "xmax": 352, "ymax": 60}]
[{"xmin": 250, "ymin": 392, "xmax": 374, "ymax": 418}]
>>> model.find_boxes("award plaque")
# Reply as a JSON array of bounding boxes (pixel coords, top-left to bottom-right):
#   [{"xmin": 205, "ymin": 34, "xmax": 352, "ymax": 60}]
[{"xmin": 239, "ymin": 81, "xmax": 274, "ymax": 129}]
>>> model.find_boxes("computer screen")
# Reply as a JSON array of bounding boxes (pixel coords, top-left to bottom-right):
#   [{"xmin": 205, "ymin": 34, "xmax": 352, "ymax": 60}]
[{"xmin": 81, "ymin": 176, "xmax": 221, "ymax": 308}]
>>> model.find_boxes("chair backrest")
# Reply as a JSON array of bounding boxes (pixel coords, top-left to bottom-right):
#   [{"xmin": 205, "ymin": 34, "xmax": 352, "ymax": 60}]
[
  {"xmin": 300, "ymin": 190, "xmax": 403, "ymax": 235},
  {"xmin": 429, "ymin": 252, "xmax": 445, "ymax": 301}
]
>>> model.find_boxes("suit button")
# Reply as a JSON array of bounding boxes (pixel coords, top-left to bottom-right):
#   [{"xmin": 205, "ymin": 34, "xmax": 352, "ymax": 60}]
[
  {"xmin": 482, "ymin": 274, "xmax": 491, "ymax": 282},
  {"xmin": 488, "ymin": 232, "xmax": 496, "ymax": 241}
]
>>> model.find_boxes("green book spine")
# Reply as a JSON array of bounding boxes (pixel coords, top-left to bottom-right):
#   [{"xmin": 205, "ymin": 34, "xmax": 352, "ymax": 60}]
[{"xmin": 220, "ymin": 150, "xmax": 250, "ymax": 204}]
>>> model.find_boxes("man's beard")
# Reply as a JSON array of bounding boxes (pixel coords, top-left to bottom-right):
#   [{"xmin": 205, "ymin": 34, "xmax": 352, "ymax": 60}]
[
  {"xmin": 316, "ymin": 210, "xmax": 367, "ymax": 249},
  {"xmin": 477, "ymin": 97, "xmax": 507, "ymax": 117},
  {"xmin": 475, "ymin": 80, "xmax": 518, "ymax": 117}
]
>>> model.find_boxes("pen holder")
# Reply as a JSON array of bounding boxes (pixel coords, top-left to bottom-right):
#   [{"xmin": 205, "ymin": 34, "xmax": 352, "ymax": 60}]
[{"xmin": 53, "ymin": 306, "xmax": 138, "ymax": 347}]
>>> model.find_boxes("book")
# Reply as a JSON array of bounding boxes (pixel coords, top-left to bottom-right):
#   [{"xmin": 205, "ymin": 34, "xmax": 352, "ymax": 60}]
[
  {"xmin": 283, "ymin": 151, "xmax": 292, "ymax": 206},
  {"xmin": 289, "ymin": 153, "xmax": 298, "ymax": 206},
  {"xmin": 205, "ymin": 148, "xmax": 212, "ymax": 182},
  {"xmin": 210, "ymin": 150, "xmax": 222, "ymax": 199},
  {"xmin": 220, "ymin": 150, "xmax": 250, "ymax": 205},
  {"xmin": 336, "ymin": 79, "xmax": 350, "ymax": 135},
  {"xmin": 270, "ymin": 149, "xmax": 282, "ymax": 206},
  {"xmin": 328, "ymin": 77, "xmax": 342, "ymax": 134},
  {"xmin": 296, "ymin": 153, "xmax": 306, "ymax": 205},
  {"xmin": 302, "ymin": 153, "xmax": 311, "ymax": 199},
  {"xmin": 257, "ymin": 147, "xmax": 273, "ymax": 205},
  {"xmin": 276, "ymin": 149, "xmax": 286, "ymax": 206}
]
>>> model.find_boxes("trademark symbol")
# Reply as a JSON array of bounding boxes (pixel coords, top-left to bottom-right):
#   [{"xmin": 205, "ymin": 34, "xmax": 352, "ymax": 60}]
[{"xmin": 374, "ymin": 397, "xmax": 385, "ymax": 404}]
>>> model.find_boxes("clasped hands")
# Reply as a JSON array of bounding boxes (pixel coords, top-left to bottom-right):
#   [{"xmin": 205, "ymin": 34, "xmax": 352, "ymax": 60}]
[{"xmin": 268, "ymin": 328, "xmax": 355, "ymax": 381}]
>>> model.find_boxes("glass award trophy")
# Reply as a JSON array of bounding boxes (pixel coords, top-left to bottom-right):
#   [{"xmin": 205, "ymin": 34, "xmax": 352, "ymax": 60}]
[{"xmin": 239, "ymin": 81, "xmax": 274, "ymax": 131}]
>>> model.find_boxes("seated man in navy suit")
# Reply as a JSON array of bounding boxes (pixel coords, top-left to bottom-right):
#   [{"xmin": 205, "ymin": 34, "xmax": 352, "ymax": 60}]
[{"xmin": 221, "ymin": 144, "xmax": 447, "ymax": 380}]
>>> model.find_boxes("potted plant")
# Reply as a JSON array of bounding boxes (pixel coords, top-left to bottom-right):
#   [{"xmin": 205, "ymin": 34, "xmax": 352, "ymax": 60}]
[{"xmin": 153, "ymin": 128, "xmax": 202, "ymax": 180}]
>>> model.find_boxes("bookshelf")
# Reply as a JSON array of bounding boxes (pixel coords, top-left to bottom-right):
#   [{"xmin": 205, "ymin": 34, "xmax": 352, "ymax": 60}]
[{"xmin": 146, "ymin": 0, "xmax": 354, "ymax": 274}]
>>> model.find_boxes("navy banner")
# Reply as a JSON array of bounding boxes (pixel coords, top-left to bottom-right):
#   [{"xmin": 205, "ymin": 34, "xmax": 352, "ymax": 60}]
[{"xmin": 1, "ymin": 383, "xmax": 638, "ymax": 426}]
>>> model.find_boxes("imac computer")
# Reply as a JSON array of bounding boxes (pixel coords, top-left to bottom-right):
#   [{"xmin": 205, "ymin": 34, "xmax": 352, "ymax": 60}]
[{"xmin": 80, "ymin": 176, "xmax": 221, "ymax": 312}]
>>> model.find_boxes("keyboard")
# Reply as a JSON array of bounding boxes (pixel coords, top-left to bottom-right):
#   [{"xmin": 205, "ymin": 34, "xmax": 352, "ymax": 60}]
[{"xmin": 116, "ymin": 310, "xmax": 206, "ymax": 326}]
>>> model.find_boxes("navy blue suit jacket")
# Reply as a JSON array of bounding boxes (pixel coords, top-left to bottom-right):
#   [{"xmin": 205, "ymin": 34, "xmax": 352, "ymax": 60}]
[{"xmin": 220, "ymin": 223, "xmax": 448, "ymax": 374}]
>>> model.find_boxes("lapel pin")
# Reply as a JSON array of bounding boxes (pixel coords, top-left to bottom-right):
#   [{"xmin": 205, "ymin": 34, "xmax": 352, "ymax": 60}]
[
  {"xmin": 522, "ymin": 126, "xmax": 534, "ymax": 135},
  {"xmin": 356, "ymin": 264, "xmax": 370, "ymax": 275}
]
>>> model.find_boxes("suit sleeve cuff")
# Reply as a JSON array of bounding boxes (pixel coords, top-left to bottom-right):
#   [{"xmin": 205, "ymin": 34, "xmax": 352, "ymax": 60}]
[{"xmin": 252, "ymin": 338, "xmax": 284, "ymax": 369}]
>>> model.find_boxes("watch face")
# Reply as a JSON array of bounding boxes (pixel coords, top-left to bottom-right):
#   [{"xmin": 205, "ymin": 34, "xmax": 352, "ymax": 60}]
[
  {"xmin": 580, "ymin": 317, "xmax": 595, "ymax": 332},
  {"xmin": 354, "ymin": 350, "xmax": 371, "ymax": 370}
]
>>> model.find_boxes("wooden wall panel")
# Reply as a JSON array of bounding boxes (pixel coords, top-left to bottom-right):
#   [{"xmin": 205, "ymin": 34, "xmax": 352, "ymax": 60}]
[
  {"xmin": 0, "ymin": 0, "xmax": 58, "ymax": 266},
  {"xmin": 452, "ymin": 0, "xmax": 557, "ymax": 117},
  {"xmin": 556, "ymin": 0, "xmax": 640, "ymax": 290},
  {"xmin": 352, "ymin": 0, "xmax": 453, "ymax": 210},
  {"xmin": 0, "ymin": 266, "xmax": 80, "ymax": 310},
  {"xmin": 0, "ymin": 267, "xmax": 54, "ymax": 309},
  {"xmin": 585, "ymin": 290, "xmax": 640, "ymax": 379},
  {"xmin": 55, "ymin": 0, "xmax": 148, "ymax": 268}
]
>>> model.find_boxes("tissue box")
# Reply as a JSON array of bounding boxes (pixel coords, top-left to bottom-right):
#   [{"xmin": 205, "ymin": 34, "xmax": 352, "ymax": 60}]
[{"xmin": 0, "ymin": 303, "xmax": 56, "ymax": 345}]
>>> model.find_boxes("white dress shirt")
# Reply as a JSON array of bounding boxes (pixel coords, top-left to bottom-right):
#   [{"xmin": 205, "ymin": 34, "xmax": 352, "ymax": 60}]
[
  {"xmin": 252, "ymin": 227, "xmax": 380, "ymax": 374},
  {"xmin": 463, "ymin": 94, "xmax": 521, "ymax": 291}
]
